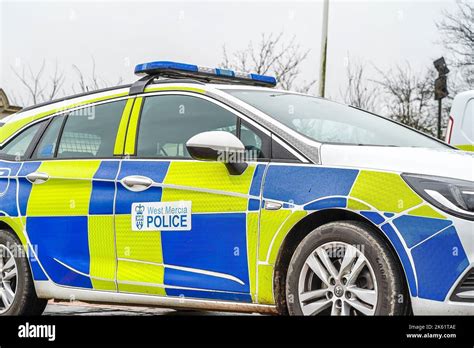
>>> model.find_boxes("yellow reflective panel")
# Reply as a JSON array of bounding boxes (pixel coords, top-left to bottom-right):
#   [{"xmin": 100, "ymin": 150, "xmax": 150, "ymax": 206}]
[
  {"xmin": 164, "ymin": 162, "xmax": 255, "ymax": 194},
  {"xmin": 118, "ymin": 283, "xmax": 166, "ymax": 296},
  {"xmin": 456, "ymin": 144, "xmax": 474, "ymax": 152},
  {"xmin": 408, "ymin": 205, "xmax": 446, "ymax": 219},
  {"xmin": 162, "ymin": 189, "xmax": 247, "ymax": 213},
  {"xmin": 267, "ymin": 211, "xmax": 307, "ymax": 264},
  {"xmin": 258, "ymin": 210, "xmax": 292, "ymax": 261},
  {"xmin": 114, "ymin": 98, "xmax": 135, "ymax": 155},
  {"xmin": 117, "ymin": 260, "xmax": 164, "ymax": 283},
  {"xmin": 124, "ymin": 97, "xmax": 143, "ymax": 156},
  {"xmin": 347, "ymin": 198, "xmax": 371, "ymax": 211},
  {"xmin": 350, "ymin": 171, "xmax": 422, "ymax": 213},
  {"xmin": 117, "ymin": 260, "xmax": 166, "ymax": 296},
  {"xmin": 115, "ymin": 214, "xmax": 163, "ymax": 263},
  {"xmin": 26, "ymin": 161, "xmax": 100, "ymax": 216},
  {"xmin": 0, "ymin": 217, "xmax": 27, "ymax": 250},
  {"xmin": 257, "ymin": 264, "xmax": 275, "ymax": 304},
  {"xmin": 161, "ymin": 162, "xmax": 255, "ymax": 213},
  {"xmin": 247, "ymin": 212, "xmax": 259, "ymax": 301},
  {"xmin": 88, "ymin": 216, "xmax": 117, "ymax": 290}
]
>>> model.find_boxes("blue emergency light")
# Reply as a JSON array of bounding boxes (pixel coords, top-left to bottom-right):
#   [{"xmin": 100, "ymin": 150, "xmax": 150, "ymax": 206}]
[{"xmin": 133, "ymin": 60, "xmax": 277, "ymax": 87}]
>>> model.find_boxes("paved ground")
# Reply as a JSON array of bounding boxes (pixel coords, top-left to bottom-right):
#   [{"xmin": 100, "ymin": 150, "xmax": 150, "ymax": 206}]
[{"xmin": 43, "ymin": 300, "xmax": 254, "ymax": 316}]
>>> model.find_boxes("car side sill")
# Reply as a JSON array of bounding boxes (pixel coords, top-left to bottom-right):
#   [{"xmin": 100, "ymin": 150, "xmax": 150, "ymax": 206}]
[
  {"xmin": 35, "ymin": 281, "xmax": 277, "ymax": 314},
  {"xmin": 411, "ymin": 297, "xmax": 474, "ymax": 315}
]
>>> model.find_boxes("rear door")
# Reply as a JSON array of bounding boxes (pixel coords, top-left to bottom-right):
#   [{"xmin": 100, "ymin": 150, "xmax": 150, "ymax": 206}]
[
  {"xmin": 0, "ymin": 120, "xmax": 46, "ymax": 237},
  {"xmin": 115, "ymin": 92, "xmax": 270, "ymax": 302},
  {"xmin": 23, "ymin": 99, "xmax": 131, "ymax": 291}
]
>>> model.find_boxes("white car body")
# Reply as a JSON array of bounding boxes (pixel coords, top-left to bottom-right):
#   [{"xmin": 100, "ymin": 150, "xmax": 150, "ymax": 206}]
[{"xmin": 446, "ymin": 90, "xmax": 474, "ymax": 151}]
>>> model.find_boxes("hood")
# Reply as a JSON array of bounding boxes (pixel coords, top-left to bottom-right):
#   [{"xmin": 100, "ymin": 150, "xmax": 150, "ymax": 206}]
[{"xmin": 320, "ymin": 144, "xmax": 474, "ymax": 182}]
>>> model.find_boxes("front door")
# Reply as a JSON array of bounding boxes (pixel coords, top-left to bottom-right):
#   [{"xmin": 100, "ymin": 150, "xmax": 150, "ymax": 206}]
[{"xmin": 115, "ymin": 92, "xmax": 270, "ymax": 302}]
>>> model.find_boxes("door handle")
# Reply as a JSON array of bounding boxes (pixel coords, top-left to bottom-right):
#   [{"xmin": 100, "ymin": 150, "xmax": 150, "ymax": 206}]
[
  {"xmin": 121, "ymin": 175, "xmax": 153, "ymax": 192},
  {"xmin": 26, "ymin": 172, "xmax": 50, "ymax": 184}
]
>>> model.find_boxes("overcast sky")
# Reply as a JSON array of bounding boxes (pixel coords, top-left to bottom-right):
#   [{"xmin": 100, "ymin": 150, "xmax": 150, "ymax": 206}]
[{"xmin": 0, "ymin": 0, "xmax": 458, "ymax": 106}]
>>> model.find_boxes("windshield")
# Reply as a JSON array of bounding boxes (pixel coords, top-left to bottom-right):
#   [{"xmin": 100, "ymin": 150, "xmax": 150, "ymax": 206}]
[{"xmin": 226, "ymin": 90, "xmax": 449, "ymax": 149}]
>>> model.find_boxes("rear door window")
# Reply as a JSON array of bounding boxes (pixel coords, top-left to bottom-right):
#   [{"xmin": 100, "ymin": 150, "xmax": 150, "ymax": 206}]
[{"xmin": 56, "ymin": 100, "xmax": 126, "ymax": 158}]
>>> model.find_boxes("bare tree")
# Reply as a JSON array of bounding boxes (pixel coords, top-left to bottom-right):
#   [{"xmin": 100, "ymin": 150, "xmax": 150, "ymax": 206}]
[
  {"xmin": 340, "ymin": 58, "xmax": 378, "ymax": 112},
  {"xmin": 436, "ymin": 0, "xmax": 474, "ymax": 88},
  {"xmin": 72, "ymin": 57, "xmax": 123, "ymax": 93},
  {"xmin": 222, "ymin": 33, "xmax": 316, "ymax": 93},
  {"xmin": 375, "ymin": 63, "xmax": 437, "ymax": 135},
  {"xmin": 10, "ymin": 57, "xmax": 123, "ymax": 107},
  {"xmin": 11, "ymin": 60, "xmax": 65, "ymax": 106}
]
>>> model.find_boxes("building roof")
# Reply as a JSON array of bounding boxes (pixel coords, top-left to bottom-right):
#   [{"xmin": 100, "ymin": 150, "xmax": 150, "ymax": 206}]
[{"xmin": 0, "ymin": 89, "xmax": 22, "ymax": 118}]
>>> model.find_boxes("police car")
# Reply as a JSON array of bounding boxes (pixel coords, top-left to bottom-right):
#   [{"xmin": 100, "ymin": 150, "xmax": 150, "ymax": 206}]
[
  {"xmin": 446, "ymin": 90, "xmax": 474, "ymax": 151},
  {"xmin": 0, "ymin": 61, "xmax": 473, "ymax": 316}
]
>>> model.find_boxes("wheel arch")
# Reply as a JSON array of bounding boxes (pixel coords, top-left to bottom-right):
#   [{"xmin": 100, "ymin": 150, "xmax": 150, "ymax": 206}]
[
  {"xmin": 0, "ymin": 219, "xmax": 28, "ymax": 251},
  {"xmin": 273, "ymin": 208, "xmax": 412, "ymax": 315}
]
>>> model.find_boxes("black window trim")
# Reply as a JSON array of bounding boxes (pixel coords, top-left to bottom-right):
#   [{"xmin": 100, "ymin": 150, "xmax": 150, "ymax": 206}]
[
  {"xmin": 53, "ymin": 113, "xmax": 69, "ymax": 159},
  {"xmin": 240, "ymin": 119, "xmax": 271, "ymax": 162},
  {"xmin": 25, "ymin": 118, "xmax": 54, "ymax": 159}
]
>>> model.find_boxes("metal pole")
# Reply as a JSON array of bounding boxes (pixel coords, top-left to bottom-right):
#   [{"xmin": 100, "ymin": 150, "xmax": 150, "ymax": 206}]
[
  {"xmin": 438, "ymin": 99, "xmax": 442, "ymax": 139},
  {"xmin": 318, "ymin": 0, "xmax": 329, "ymax": 98}
]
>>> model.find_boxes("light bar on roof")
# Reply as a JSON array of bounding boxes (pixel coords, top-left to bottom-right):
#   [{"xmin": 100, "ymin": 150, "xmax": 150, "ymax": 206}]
[{"xmin": 134, "ymin": 60, "xmax": 277, "ymax": 87}]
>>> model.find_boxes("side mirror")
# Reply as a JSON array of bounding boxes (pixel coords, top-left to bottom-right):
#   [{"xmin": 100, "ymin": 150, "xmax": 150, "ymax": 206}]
[{"xmin": 186, "ymin": 131, "xmax": 248, "ymax": 175}]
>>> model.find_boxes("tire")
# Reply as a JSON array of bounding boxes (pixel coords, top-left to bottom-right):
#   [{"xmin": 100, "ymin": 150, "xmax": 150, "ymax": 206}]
[
  {"xmin": 286, "ymin": 221, "xmax": 407, "ymax": 316},
  {"xmin": 0, "ymin": 229, "xmax": 48, "ymax": 316}
]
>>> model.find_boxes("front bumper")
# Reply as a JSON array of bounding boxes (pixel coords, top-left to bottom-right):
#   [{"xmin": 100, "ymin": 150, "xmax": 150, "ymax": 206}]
[{"xmin": 411, "ymin": 216, "xmax": 474, "ymax": 315}]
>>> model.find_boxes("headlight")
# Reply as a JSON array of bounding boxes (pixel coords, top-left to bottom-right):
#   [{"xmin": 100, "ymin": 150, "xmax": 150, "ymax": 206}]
[{"xmin": 402, "ymin": 173, "xmax": 474, "ymax": 221}]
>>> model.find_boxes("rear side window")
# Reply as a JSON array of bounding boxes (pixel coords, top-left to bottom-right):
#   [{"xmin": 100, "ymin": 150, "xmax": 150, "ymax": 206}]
[
  {"xmin": 55, "ymin": 100, "xmax": 126, "ymax": 158},
  {"xmin": 0, "ymin": 121, "xmax": 44, "ymax": 159}
]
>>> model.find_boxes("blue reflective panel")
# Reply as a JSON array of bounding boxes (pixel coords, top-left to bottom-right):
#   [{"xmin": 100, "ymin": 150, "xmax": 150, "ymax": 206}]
[
  {"xmin": 393, "ymin": 215, "xmax": 452, "ymax": 248},
  {"xmin": 161, "ymin": 213, "xmax": 249, "ymax": 293},
  {"xmin": 411, "ymin": 226, "xmax": 468, "ymax": 301},
  {"xmin": 26, "ymin": 216, "xmax": 92, "ymax": 288},
  {"xmin": 304, "ymin": 197, "xmax": 347, "ymax": 211}
]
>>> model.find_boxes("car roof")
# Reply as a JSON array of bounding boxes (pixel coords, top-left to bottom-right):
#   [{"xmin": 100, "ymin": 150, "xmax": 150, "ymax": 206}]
[
  {"xmin": 1, "ymin": 79, "xmax": 286, "ymax": 125},
  {"xmin": 0, "ymin": 78, "xmax": 281, "ymax": 144}
]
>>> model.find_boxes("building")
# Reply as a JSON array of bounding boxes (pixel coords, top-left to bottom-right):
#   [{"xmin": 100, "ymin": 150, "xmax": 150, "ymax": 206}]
[{"xmin": 0, "ymin": 89, "xmax": 22, "ymax": 119}]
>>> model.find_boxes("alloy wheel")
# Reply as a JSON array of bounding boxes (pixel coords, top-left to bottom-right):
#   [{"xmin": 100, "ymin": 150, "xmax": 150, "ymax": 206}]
[
  {"xmin": 298, "ymin": 241, "xmax": 378, "ymax": 316},
  {"xmin": 0, "ymin": 245, "xmax": 18, "ymax": 314}
]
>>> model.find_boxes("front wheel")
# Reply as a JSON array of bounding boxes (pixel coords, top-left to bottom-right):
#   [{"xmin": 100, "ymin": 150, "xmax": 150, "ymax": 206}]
[{"xmin": 286, "ymin": 221, "xmax": 407, "ymax": 316}]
